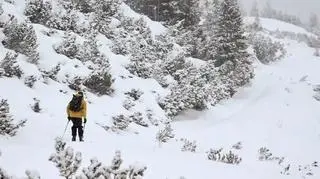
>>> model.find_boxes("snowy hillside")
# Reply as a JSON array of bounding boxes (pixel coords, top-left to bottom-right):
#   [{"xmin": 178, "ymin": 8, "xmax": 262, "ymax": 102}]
[{"xmin": 1, "ymin": 0, "xmax": 320, "ymax": 179}]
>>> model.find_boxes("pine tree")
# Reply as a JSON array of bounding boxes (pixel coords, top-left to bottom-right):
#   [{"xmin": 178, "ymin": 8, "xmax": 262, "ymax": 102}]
[
  {"xmin": 54, "ymin": 31, "xmax": 79, "ymax": 59},
  {"xmin": 49, "ymin": 137, "xmax": 82, "ymax": 179},
  {"xmin": 72, "ymin": 0, "xmax": 95, "ymax": 13},
  {"xmin": 2, "ymin": 19, "xmax": 39, "ymax": 64},
  {"xmin": 0, "ymin": 52, "xmax": 23, "ymax": 78},
  {"xmin": 250, "ymin": 0, "xmax": 259, "ymax": 17},
  {"xmin": 24, "ymin": 0, "xmax": 52, "ymax": 24},
  {"xmin": 0, "ymin": 99, "xmax": 26, "ymax": 136},
  {"xmin": 213, "ymin": 0, "xmax": 253, "ymax": 87},
  {"xmin": 309, "ymin": 13, "xmax": 320, "ymax": 34}
]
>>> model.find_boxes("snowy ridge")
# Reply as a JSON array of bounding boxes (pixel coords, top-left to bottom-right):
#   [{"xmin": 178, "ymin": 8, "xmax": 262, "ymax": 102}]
[{"xmin": 0, "ymin": 0, "xmax": 320, "ymax": 179}]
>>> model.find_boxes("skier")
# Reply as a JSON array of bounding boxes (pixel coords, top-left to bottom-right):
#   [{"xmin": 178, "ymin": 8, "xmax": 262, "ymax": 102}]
[{"xmin": 66, "ymin": 91, "xmax": 87, "ymax": 142}]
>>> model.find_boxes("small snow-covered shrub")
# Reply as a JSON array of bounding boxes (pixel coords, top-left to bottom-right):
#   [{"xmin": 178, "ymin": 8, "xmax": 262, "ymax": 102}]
[
  {"xmin": 146, "ymin": 109, "xmax": 159, "ymax": 126},
  {"xmin": 124, "ymin": 89, "xmax": 144, "ymax": 101},
  {"xmin": 2, "ymin": 19, "xmax": 39, "ymax": 64},
  {"xmin": 258, "ymin": 147, "xmax": 284, "ymax": 164},
  {"xmin": 232, "ymin": 142, "xmax": 242, "ymax": 150},
  {"xmin": 249, "ymin": 34, "xmax": 286, "ymax": 64},
  {"xmin": 24, "ymin": 75, "xmax": 37, "ymax": 88},
  {"xmin": 31, "ymin": 98, "xmax": 41, "ymax": 113},
  {"xmin": 156, "ymin": 123, "xmax": 174, "ymax": 144},
  {"xmin": 0, "ymin": 99, "xmax": 26, "ymax": 136},
  {"xmin": 207, "ymin": 148, "xmax": 242, "ymax": 165},
  {"xmin": 129, "ymin": 112, "xmax": 148, "ymax": 127},
  {"xmin": 180, "ymin": 138, "xmax": 197, "ymax": 152},
  {"xmin": 123, "ymin": 98, "xmax": 135, "ymax": 110},
  {"xmin": 126, "ymin": 61, "xmax": 152, "ymax": 79},
  {"xmin": 49, "ymin": 137, "xmax": 82, "ymax": 179},
  {"xmin": 68, "ymin": 76, "xmax": 83, "ymax": 91},
  {"xmin": 54, "ymin": 31, "xmax": 79, "ymax": 59},
  {"xmin": 41, "ymin": 64, "xmax": 61, "ymax": 81},
  {"xmin": 0, "ymin": 52, "xmax": 23, "ymax": 78},
  {"xmin": 77, "ymin": 150, "xmax": 147, "ymax": 179},
  {"xmin": 24, "ymin": 0, "xmax": 52, "ymax": 24},
  {"xmin": 112, "ymin": 115, "xmax": 131, "ymax": 131},
  {"xmin": 83, "ymin": 70, "xmax": 114, "ymax": 96}
]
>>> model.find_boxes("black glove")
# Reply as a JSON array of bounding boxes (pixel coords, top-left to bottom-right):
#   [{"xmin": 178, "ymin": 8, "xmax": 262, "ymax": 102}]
[
  {"xmin": 84, "ymin": 118, "xmax": 87, "ymax": 124},
  {"xmin": 68, "ymin": 116, "xmax": 71, "ymax": 121}
]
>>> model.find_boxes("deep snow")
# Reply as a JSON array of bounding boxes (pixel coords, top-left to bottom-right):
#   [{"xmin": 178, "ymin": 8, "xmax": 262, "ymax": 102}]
[{"xmin": 0, "ymin": 1, "xmax": 320, "ymax": 179}]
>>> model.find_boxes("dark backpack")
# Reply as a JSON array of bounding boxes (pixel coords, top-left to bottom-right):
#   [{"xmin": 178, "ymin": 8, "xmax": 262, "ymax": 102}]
[{"xmin": 68, "ymin": 94, "xmax": 83, "ymax": 112}]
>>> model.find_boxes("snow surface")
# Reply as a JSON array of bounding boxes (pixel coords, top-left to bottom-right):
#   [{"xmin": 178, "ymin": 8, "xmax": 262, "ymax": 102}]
[
  {"xmin": 1, "ymin": 2, "xmax": 320, "ymax": 179},
  {"xmin": 245, "ymin": 17, "xmax": 316, "ymax": 36}
]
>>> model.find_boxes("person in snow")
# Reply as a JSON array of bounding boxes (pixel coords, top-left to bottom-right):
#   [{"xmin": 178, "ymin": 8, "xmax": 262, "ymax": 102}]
[{"xmin": 66, "ymin": 91, "xmax": 87, "ymax": 141}]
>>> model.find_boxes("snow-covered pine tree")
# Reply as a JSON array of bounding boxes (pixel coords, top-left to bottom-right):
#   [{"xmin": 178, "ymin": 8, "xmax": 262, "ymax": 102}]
[
  {"xmin": 49, "ymin": 137, "xmax": 82, "ymax": 179},
  {"xmin": 250, "ymin": 0, "xmax": 259, "ymax": 17},
  {"xmin": 0, "ymin": 2, "xmax": 4, "ymax": 16},
  {"xmin": 90, "ymin": 0, "xmax": 122, "ymax": 35},
  {"xmin": 0, "ymin": 51, "xmax": 23, "ymax": 78},
  {"xmin": 213, "ymin": 0, "xmax": 254, "ymax": 87},
  {"xmin": 156, "ymin": 123, "xmax": 174, "ymax": 144},
  {"xmin": 24, "ymin": 0, "xmax": 52, "ymax": 24},
  {"xmin": 54, "ymin": 31, "xmax": 79, "ymax": 59},
  {"xmin": 3, "ymin": 18, "xmax": 39, "ymax": 64},
  {"xmin": 202, "ymin": 0, "xmax": 220, "ymax": 61},
  {"xmin": 0, "ymin": 99, "xmax": 26, "ymax": 136},
  {"xmin": 84, "ymin": 69, "xmax": 113, "ymax": 96},
  {"xmin": 77, "ymin": 157, "xmax": 112, "ymax": 179},
  {"xmin": 111, "ymin": 114, "xmax": 131, "ymax": 131},
  {"xmin": 309, "ymin": 13, "xmax": 320, "ymax": 35},
  {"xmin": 72, "ymin": 0, "xmax": 95, "ymax": 13}
]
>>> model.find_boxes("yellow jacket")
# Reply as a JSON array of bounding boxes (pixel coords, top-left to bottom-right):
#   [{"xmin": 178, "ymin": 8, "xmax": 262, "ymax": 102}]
[{"xmin": 67, "ymin": 99, "xmax": 87, "ymax": 119}]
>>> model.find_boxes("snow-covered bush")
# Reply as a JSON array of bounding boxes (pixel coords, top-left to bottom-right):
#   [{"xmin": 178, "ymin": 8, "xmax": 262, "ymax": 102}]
[
  {"xmin": 24, "ymin": 0, "xmax": 52, "ymax": 24},
  {"xmin": 2, "ymin": 19, "xmax": 39, "ymax": 64},
  {"xmin": 232, "ymin": 142, "xmax": 242, "ymax": 150},
  {"xmin": 0, "ymin": 52, "xmax": 23, "ymax": 78},
  {"xmin": 68, "ymin": 76, "xmax": 83, "ymax": 91},
  {"xmin": 146, "ymin": 109, "xmax": 159, "ymax": 126},
  {"xmin": 129, "ymin": 112, "xmax": 148, "ymax": 127},
  {"xmin": 156, "ymin": 123, "xmax": 174, "ymax": 144},
  {"xmin": 258, "ymin": 147, "xmax": 285, "ymax": 164},
  {"xmin": 159, "ymin": 63, "xmax": 209, "ymax": 117},
  {"xmin": 0, "ymin": 99, "xmax": 26, "ymax": 136},
  {"xmin": 31, "ymin": 98, "xmax": 41, "ymax": 113},
  {"xmin": 0, "ymin": 3, "xmax": 4, "ymax": 16},
  {"xmin": 41, "ymin": 64, "xmax": 61, "ymax": 82},
  {"xmin": 24, "ymin": 75, "xmax": 37, "ymax": 88},
  {"xmin": 249, "ymin": 34, "xmax": 286, "ymax": 64},
  {"xmin": 124, "ymin": 89, "xmax": 144, "ymax": 101},
  {"xmin": 83, "ymin": 69, "xmax": 114, "ymax": 96},
  {"xmin": 54, "ymin": 31, "xmax": 79, "ymax": 59},
  {"xmin": 180, "ymin": 138, "xmax": 197, "ymax": 152},
  {"xmin": 314, "ymin": 48, "xmax": 320, "ymax": 57},
  {"xmin": 49, "ymin": 137, "xmax": 82, "ymax": 179},
  {"xmin": 112, "ymin": 114, "xmax": 131, "ymax": 131},
  {"xmin": 77, "ymin": 150, "xmax": 146, "ymax": 179},
  {"xmin": 207, "ymin": 148, "xmax": 242, "ymax": 165},
  {"xmin": 123, "ymin": 98, "xmax": 135, "ymax": 110}
]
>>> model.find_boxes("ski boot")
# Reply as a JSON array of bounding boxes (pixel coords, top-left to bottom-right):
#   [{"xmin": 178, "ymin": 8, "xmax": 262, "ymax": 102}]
[
  {"xmin": 72, "ymin": 136, "xmax": 76, "ymax": 141},
  {"xmin": 79, "ymin": 136, "xmax": 84, "ymax": 142}
]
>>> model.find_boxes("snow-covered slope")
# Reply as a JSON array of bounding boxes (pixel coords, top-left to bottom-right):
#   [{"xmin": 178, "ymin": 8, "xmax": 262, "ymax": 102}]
[{"xmin": 1, "ymin": 2, "xmax": 320, "ymax": 179}]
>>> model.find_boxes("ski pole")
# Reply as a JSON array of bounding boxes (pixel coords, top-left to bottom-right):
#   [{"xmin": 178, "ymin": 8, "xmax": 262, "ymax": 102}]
[{"xmin": 62, "ymin": 120, "xmax": 70, "ymax": 138}]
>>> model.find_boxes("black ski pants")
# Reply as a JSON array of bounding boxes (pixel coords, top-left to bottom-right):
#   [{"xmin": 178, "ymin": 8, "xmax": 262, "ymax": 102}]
[{"xmin": 70, "ymin": 117, "xmax": 83, "ymax": 138}]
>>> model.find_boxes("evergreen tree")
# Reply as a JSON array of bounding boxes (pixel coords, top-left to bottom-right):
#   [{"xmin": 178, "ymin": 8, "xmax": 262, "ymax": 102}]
[
  {"xmin": 54, "ymin": 31, "xmax": 79, "ymax": 59},
  {"xmin": 24, "ymin": 0, "xmax": 52, "ymax": 24},
  {"xmin": 72, "ymin": 0, "xmax": 95, "ymax": 13},
  {"xmin": 309, "ymin": 13, "xmax": 320, "ymax": 35},
  {"xmin": 0, "ymin": 99, "xmax": 26, "ymax": 136},
  {"xmin": 250, "ymin": 0, "xmax": 259, "ymax": 17},
  {"xmin": 49, "ymin": 137, "xmax": 82, "ymax": 179},
  {"xmin": 213, "ymin": 0, "xmax": 253, "ymax": 87},
  {"xmin": 2, "ymin": 18, "xmax": 39, "ymax": 64},
  {"xmin": 0, "ymin": 52, "xmax": 23, "ymax": 78}
]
